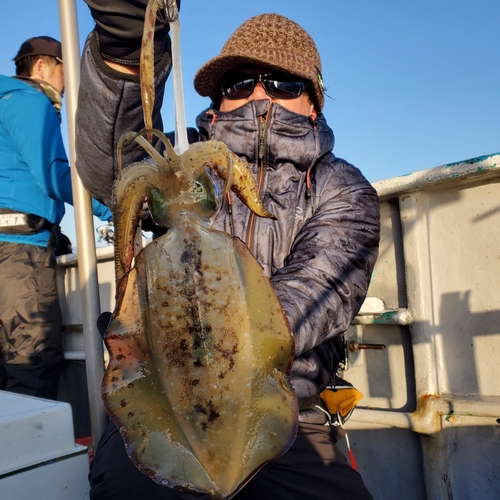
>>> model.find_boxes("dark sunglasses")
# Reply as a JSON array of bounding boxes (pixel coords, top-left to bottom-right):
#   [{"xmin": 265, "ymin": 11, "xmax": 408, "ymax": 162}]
[{"xmin": 221, "ymin": 72, "xmax": 307, "ymax": 100}]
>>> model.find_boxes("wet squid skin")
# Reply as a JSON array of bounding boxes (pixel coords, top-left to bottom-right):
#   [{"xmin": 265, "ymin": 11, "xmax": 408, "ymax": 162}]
[{"xmin": 103, "ymin": 130, "xmax": 299, "ymax": 499}]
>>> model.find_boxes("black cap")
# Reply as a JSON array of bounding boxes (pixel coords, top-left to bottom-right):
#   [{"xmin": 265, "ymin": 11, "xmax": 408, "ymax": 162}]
[{"xmin": 13, "ymin": 36, "xmax": 63, "ymax": 63}]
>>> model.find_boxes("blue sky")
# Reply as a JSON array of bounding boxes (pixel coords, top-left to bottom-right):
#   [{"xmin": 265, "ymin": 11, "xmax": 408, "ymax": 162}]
[{"xmin": 1, "ymin": 1, "xmax": 499, "ymax": 247}]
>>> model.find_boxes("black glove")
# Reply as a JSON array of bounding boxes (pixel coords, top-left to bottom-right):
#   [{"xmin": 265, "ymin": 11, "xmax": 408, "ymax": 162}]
[
  {"xmin": 97, "ymin": 311, "xmax": 112, "ymax": 339},
  {"xmin": 85, "ymin": 0, "xmax": 181, "ymax": 65}
]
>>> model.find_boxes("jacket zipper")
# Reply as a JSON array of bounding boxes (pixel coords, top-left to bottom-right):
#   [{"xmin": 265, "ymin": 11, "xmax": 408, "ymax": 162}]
[{"xmin": 246, "ymin": 110, "xmax": 270, "ymax": 248}]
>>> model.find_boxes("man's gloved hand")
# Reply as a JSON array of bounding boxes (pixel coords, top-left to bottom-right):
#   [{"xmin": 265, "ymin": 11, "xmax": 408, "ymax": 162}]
[
  {"xmin": 97, "ymin": 311, "xmax": 112, "ymax": 339},
  {"xmin": 85, "ymin": 0, "xmax": 181, "ymax": 66}
]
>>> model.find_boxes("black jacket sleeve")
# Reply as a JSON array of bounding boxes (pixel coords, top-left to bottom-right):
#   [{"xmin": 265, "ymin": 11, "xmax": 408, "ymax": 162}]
[{"xmin": 84, "ymin": 0, "xmax": 181, "ymax": 64}]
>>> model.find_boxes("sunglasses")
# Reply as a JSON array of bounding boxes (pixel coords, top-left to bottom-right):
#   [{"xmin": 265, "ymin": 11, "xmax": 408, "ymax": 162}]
[{"xmin": 221, "ymin": 72, "xmax": 307, "ymax": 100}]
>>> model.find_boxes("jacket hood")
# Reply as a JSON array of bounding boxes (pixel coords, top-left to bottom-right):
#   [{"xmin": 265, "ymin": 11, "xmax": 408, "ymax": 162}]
[
  {"xmin": 0, "ymin": 75, "xmax": 35, "ymax": 96},
  {"xmin": 196, "ymin": 99, "xmax": 334, "ymax": 172}
]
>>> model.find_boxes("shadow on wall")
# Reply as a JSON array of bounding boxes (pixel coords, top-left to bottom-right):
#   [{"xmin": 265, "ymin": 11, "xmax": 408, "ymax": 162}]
[{"xmin": 342, "ymin": 424, "xmax": 500, "ymax": 500}]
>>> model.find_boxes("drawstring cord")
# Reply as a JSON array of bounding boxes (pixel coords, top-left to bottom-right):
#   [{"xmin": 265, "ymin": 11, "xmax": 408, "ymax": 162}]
[
  {"xmin": 305, "ymin": 109, "xmax": 318, "ymax": 200},
  {"xmin": 308, "ymin": 108, "xmax": 318, "ymax": 129},
  {"xmin": 315, "ymin": 403, "xmax": 359, "ymax": 471},
  {"xmin": 207, "ymin": 109, "xmax": 217, "ymax": 126},
  {"xmin": 345, "ymin": 433, "xmax": 359, "ymax": 471}
]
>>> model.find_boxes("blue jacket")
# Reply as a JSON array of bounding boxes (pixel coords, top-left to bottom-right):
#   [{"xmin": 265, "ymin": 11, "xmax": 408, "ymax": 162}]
[{"xmin": 0, "ymin": 75, "xmax": 111, "ymax": 247}]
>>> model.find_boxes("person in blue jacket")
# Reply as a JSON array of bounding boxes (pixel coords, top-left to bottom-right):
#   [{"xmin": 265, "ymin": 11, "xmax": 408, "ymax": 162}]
[{"xmin": 0, "ymin": 36, "xmax": 112, "ymax": 400}]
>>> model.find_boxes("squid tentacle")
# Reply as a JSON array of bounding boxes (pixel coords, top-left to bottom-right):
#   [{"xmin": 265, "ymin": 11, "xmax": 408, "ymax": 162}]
[
  {"xmin": 115, "ymin": 131, "xmax": 165, "ymax": 286},
  {"xmin": 181, "ymin": 141, "xmax": 276, "ymax": 220},
  {"xmin": 140, "ymin": 0, "xmax": 163, "ymax": 140},
  {"xmin": 114, "ymin": 131, "xmax": 276, "ymax": 289},
  {"xmin": 113, "ymin": 162, "xmax": 160, "ymax": 286},
  {"xmin": 118, "ymin": 128, "xmax": 177, "ymax": 179}
]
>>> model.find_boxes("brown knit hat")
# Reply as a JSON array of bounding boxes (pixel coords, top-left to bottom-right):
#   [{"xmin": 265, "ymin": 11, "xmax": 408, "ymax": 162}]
[{"xmin": 194, "ymin": 13, "xmax": 325, "ymax": 111}]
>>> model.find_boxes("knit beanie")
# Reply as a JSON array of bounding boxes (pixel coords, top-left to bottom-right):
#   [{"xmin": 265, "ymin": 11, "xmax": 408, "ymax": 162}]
[{"xmin": 194, "ymin": 13, "xmax": 325, "ymax": 111}]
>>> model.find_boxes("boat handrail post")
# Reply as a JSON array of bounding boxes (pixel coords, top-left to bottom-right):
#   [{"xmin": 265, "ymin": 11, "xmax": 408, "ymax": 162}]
[{"xmin": 58, "ymin": 0, "xmax": 108, "ymax": 448}]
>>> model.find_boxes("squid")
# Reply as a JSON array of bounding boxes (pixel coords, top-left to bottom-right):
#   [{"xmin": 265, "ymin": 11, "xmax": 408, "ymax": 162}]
[
  {"xmin": 101, "ymin": 2, "xmax": 298, "ymax": 498},
  {"xmin": 103, "ymin": 134, "xmax": 298, "ymax": 499}
]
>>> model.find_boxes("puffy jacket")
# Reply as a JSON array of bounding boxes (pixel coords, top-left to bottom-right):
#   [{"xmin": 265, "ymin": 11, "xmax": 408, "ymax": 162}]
[
  {"xmin": 76, "ymin": 32, "xmax": 380, "ymax": 421},
  {"xmin": 196, "ymin": 101, "xmax": 380, "ymax": 417},
  {"xmin": 0, "ymin": 75, "xmax": 111, "ymax": 247}
]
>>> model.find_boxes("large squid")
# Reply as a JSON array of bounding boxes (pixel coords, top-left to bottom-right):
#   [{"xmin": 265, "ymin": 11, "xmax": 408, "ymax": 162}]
[
  {"xmin": 103, "ymin": 130, "xmax": 298, "ymax": 498},
  {"xmin": 101, "ymin": 2, "xmax": 298, "ymax": 498}
]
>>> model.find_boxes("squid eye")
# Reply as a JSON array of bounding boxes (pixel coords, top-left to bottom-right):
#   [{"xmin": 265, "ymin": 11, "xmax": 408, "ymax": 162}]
[{"xmin": 192, "ymin": 181, "xmax": 206, "ymax": 195}]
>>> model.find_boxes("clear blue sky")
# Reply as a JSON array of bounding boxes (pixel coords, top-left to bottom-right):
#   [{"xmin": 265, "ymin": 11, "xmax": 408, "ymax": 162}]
[{"xmin": 1, "ymin": 1, "xmax": 499, "ymax": 247}]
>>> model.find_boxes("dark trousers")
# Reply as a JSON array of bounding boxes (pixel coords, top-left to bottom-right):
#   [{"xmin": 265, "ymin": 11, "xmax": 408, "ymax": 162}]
[
  {"xmin": 0, "ymin": 241, "xmax": 63, "ymax": 400},
  {"xmin": 90, "ymin": 420, "xmax": 373, "ymax": 500}
]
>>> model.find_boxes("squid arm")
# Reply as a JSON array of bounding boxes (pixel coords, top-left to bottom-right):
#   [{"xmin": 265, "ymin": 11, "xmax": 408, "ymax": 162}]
[
  {"xmin": 140, "ymin": 0, "xmax": 164, "ymax": 139},
  {"xmin": 181, "ymin": 141, "xmax": 276, "ymax": 220}
]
